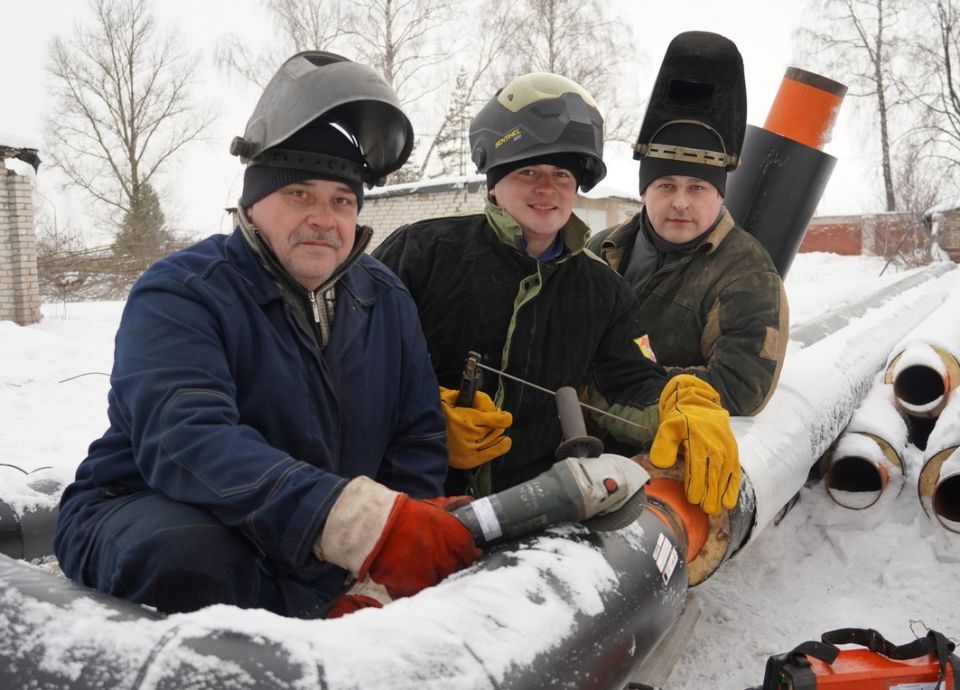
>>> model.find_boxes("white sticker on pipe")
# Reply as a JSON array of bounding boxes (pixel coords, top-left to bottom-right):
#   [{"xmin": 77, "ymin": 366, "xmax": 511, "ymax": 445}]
[
  {"xmin": 654, "ymin": 532, "xmax": 678, "ymax": 584},
  {"xmin": 470, "ymin": 497, "xmax": 503, "ymax": 542}
]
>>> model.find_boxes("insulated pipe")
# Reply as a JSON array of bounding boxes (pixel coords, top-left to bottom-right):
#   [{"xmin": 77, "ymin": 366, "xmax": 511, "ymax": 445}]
[
  {"xmin": 725, "ymin": 67, "xmax": 847, "ymax": 277},
  {"xmin": 0, "ymin": 507, "xmax": 688, "ymax": 690},
  {"xmin": 918, "ymin": 393, "xmax": 960, "ymax": 533},
  {"xmin": 789, "ymin": 263, "xmax": 957, "ymax": 349},
  {"xmin": 886, "ymin": 344, "xmax": 959, "ymax": 418},
  {"xmin": 826, "ymin": 432, "xmax": 904, "ymax": 509},
  {"xmin": 824, "ymin": 381, "xmax": 908, "ymax": 510},
  {"xmin": 883, "ymin": 288, "xmax": 960, "ymax": 419},
  {"xmin": 919, "ymin": 446, "xmax": 960, "ymax": 533}
]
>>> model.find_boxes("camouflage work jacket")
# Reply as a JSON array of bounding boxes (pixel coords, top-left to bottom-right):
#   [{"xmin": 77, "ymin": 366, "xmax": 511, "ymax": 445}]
[{"xmin": 587, "ymin": 208, "xmax": 788, "ymax": 416}]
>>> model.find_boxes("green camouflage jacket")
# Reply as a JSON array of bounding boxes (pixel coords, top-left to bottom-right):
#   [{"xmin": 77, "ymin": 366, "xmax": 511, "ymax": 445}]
[{"xmin": 586, "ymin": 208, "xmax": 788, "ymax": 416}]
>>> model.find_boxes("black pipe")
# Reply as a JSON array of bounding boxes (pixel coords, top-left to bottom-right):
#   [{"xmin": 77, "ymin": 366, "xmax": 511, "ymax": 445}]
[
  {"xmin": 0, "ymin": 476, "xmax": 62, "ymax": 561},
  {"xmin": 0, "ymin": 507, "xmax": 686, "ymax": 689},
  {"xmin": 725, "ymin": 124, "xmax": 838, "ymax": 278}
]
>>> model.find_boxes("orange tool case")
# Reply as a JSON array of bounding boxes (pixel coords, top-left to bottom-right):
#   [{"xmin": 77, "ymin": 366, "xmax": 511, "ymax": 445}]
[{"xmin": 756, "ymin": 627, "xmax": 958, "ymax": 690}]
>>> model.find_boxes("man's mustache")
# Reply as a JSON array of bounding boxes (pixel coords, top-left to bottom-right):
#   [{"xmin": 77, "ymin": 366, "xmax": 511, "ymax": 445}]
[{"xmin": 291, "ymin": 229, "xmax": 343, "ymax": 249}]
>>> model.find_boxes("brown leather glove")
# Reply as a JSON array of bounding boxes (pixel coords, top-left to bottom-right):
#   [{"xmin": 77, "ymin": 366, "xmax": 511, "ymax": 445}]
[
  {"xmin": 649, "ymin": 375, "xmax": 741, "ymax": 514},
  {"xmin": 439, "ymin": 387, "xmax": 512, "ymax": 469}
]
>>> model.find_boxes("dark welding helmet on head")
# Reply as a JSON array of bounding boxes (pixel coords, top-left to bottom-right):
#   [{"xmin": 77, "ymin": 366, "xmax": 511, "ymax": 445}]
[
  {"xmin": 469, "ymin": 72, "xmax": 607, "ymax": 192},
  {"xmin": 634, "ymin": 32, "xmax": 746, "ymax": 196},
  {"xmin": 229, "ymin": 50, "xmax": 414, "ymax": 188}
]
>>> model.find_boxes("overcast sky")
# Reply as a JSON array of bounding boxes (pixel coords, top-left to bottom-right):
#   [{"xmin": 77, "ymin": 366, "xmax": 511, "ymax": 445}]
[{"xmin": 2, "ymin": 0, "xmax": 882, "ymax": 242}]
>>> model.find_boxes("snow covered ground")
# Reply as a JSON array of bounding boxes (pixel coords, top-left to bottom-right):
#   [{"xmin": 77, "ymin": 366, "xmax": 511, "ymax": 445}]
[{"xmin": 1, "ymin": 251, "xmax": 958, "ymax": 688}]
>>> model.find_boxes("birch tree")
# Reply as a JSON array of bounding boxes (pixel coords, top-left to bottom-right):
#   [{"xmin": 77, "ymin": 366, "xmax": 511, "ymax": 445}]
[{"xmin": 797, "ymin": 0, "xmax": 907, "ymax": 211}]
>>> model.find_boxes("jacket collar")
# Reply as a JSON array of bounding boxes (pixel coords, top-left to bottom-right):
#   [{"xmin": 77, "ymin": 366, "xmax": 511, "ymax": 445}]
[
  {"xmin": 483, "ymin": 199, "xmax": 590, "ymax": 259},
  {"xmin": 235, "ymin": 205, "xmax": 373, "ymax": 303},
  {"xmin": 603, "ymin": 207, "xmax": 735, "ymax": 256}
]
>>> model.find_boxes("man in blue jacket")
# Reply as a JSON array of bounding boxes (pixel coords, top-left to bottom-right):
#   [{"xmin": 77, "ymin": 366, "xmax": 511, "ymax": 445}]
[{"xmin": 54, "ymin": 52, "xmax": 478, "ymax": 619}]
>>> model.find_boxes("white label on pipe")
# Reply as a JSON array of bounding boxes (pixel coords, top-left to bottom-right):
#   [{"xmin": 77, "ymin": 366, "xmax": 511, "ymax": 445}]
[
  {"xmin": 891, "ymin": 683, "xmax": 941, "ymax": 690},
  {"xmin": 654, "ymin": 532, "xmax": 678, "ymax": 584},
  {"xmin": 470, "ymin": 497, "xmax": 503, "ymax": 542}
]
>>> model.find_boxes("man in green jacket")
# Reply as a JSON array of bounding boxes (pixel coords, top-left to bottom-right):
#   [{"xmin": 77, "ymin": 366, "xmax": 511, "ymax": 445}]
[
  {"xmin": 587, "ymin": 33, "xmax": 788, "ymax": 417},
  {"xmin": 374, "ymin": 73, "xmax": 741, "ymax": 516}
]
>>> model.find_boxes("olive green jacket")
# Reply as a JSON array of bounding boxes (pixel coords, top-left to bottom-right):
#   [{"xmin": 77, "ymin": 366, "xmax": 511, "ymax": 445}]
[{"xmin": 586, "ymin": 208, "xmax": 788, "ymax": 416}]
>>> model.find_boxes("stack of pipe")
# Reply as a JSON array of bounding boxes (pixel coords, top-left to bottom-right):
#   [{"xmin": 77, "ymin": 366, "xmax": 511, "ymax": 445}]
[
  {"xmin": 884, "ymin": 288, "xmax": 960, "ymax": 529},
  {"xmin": 822, "ymin": 286, "xmax": 960, "ymax": 532}
]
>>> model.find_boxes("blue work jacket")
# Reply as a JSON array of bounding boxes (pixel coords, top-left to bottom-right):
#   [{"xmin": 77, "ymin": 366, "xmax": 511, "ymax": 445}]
[{"xmin": 56, "ymin": 228, "xmax": 446, "ymax": 577}]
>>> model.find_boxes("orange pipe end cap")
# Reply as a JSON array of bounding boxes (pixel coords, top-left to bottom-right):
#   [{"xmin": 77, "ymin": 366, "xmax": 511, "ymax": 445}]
[
  {"xmin": 645, "ymin": 477, "xmax": 709, "ymax": 560},
  {"xmin": 763, "ymin": 67, "xmax": 847, "ymax": 150}
]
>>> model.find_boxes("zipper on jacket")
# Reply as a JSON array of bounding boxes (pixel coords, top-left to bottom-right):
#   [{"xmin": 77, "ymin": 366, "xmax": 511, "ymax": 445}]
[{"xmin": 308, "ymin": 290, "xmax": 322, "ymax": 324}]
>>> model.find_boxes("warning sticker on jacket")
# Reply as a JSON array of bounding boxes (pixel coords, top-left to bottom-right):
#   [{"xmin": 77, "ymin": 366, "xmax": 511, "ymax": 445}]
[{"xmin": 653, "ymin": 532, "xmax": 678, "ymax": 584}]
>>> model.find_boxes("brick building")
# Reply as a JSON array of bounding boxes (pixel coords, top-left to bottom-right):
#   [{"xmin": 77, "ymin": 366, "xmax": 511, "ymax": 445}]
[
  {"xmin": 359, "ymin": 174, "xmax": 642, "ymax": 249},
  {"xmin": 798, "ymin": 212, "xmax": 930, "ymax": 258},
  {"xmin": 0, "ymin": 165, "xmax": 41, "ymax": 325},
  {"xmin": 926, "ymin": 205, "xmax": 960, "ymax": 262}
]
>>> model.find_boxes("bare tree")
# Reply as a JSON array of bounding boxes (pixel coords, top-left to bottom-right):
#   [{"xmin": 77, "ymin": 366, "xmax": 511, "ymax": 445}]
[
  {"xmin": 414, "ymin": 0, "xmax": 514, "ymax": 177},
  {"xmin": 504, "ymin": 0, "xmax": 642, "ymax": 142},
  {"xmin": 797, "ymin": 0, "xmax": 907, "ymax": 211},
  {"xmin": 45, "ymin": 0, "xmax": 213, "ymax": 258},
  {"xmin": 903, "ymin": 0, "xmax": 960, "ymax": 179},
  {"xmin": 344, "ymin": 0, "xmax": 450, "ymax": 101},
  {"xmin": 876, "ymin": 132, "xmax": 949, "ymax": 271},
  {"xmin": 433, "ymin": 68, "xmax": 473, "ymax": 176},
  {"xmin": 216, "ymin": 0, "xmax": 350, "ymax": 88},
  {"xmin": 219, "ymin": 0, "xmax": 463, "ymax": 179}
]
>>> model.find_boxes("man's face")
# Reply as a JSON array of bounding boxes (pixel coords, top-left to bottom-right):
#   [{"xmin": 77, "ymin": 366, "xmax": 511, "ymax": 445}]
[
  {"xmin": 248, "ymin": 179, "xmax": 358, "ymax": 291},
  {"xmin": 642, "ymin": 175, "xmax": 723, "ymax": 243},
  {"xmin": 491, "ymin": 164, "xmax": 577, "ymax": 246}
]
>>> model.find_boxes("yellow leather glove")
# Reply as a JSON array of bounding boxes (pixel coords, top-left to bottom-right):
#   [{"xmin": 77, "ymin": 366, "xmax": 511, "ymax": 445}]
[
  {"xmin": 439, "ymin": 387, "xmax": 513, "ymax": 470},
  {"xmin": 649, "ymin": 375, "xmax": 740, "ymax": 515}
]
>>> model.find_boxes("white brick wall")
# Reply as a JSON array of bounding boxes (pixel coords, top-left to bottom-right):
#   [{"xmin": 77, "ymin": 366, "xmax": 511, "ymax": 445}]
[{"xmin": 0, "ymin": 169, "xmax": 41, "ymax": 325}]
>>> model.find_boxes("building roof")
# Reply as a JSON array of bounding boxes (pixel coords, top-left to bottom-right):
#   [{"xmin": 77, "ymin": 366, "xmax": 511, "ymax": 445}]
[{"xmin": 366, "ymin": 173, "xmax": 641, "ymax": 202}]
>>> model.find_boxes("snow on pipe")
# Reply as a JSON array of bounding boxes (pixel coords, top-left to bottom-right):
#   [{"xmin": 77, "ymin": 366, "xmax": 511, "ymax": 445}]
[
  {"xmin": 725, "ymin": 67, "xmax": 847, "ymax": 278},
  {"xmin": 789, "ymin": 263, "xmax": 957, "ymax": 349},
  {"xmin": 0, "ymin": 465, "xmax": 63, "ymax": 561},
  {"xmin": 0, "ymin": 506, "xmax": 689, "ymax": 690},
  {"xmin": 883, "ymin": 288, "xmax": 960, "ymax": 419},
  {"xmin": 918, "ymin": 392, "xmax": 960, "ymax": 533},
  {"xmin": 824, "ymin": 380, "xmax": 908, "ymax": 510}
]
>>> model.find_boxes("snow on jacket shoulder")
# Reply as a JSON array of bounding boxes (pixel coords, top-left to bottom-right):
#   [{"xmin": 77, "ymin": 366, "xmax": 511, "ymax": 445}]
[{"xmin": 56, "ymin": 228, "xmax": 446, "ymax": 573}]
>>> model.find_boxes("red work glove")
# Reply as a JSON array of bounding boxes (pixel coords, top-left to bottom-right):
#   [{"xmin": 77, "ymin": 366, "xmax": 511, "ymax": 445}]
[
  {"xmin": 364, "ymin": 494, "xmax": 480, "ymax": 598},
  {"xmin": 326, "ymin": 578, "xmax": 391, "ymax": 619},
  {"xmin": 317, "ymin": 477, "xmax": 481, "ymax": 603}
]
